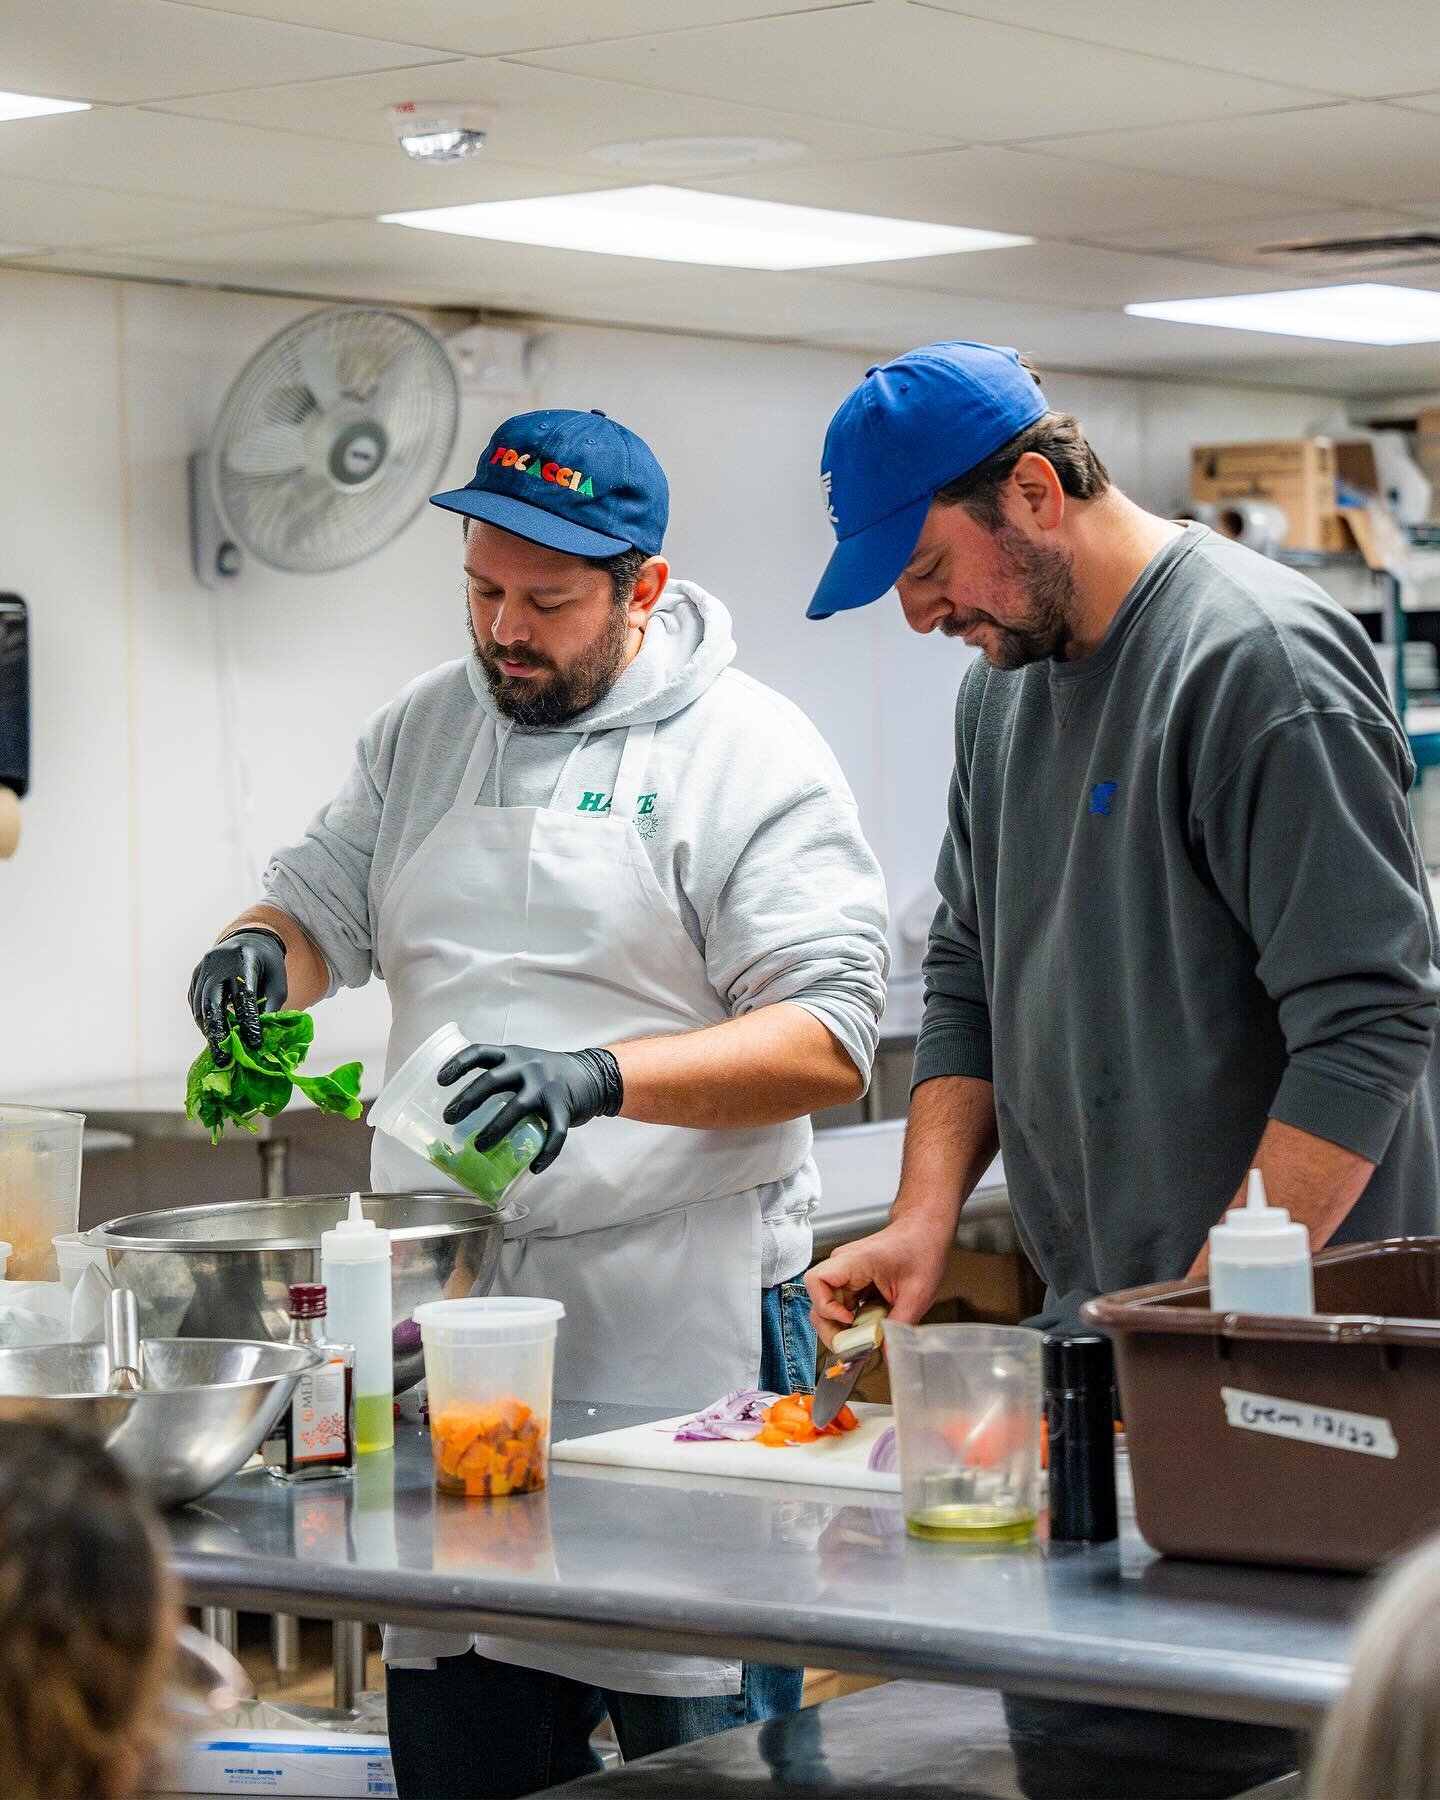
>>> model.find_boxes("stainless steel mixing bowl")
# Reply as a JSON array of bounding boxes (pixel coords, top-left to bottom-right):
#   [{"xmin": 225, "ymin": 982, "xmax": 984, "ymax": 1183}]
[
  {"xmin": 0, "ymin": 1338, "xmax": 322, "ymax": 1507},
  {"xmin": 87, "ymin": 1191, "xmax": 523, "ymax": 1392}
]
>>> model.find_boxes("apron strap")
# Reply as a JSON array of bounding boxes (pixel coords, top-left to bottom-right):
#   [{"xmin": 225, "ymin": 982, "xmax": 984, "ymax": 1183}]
[
  {"xmin": 611, "ymin": 721, "xmax": 657, "ymax": 823},
  {"xmin": 456, "ymin": 715, "xmax": 499, "ymax": 808}
]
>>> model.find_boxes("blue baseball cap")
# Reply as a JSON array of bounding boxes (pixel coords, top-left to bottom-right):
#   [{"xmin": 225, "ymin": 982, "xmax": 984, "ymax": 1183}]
[
  {"xmin": 807, "ymin": 342, "xmax": 1048, "ymax": 621},
  {"xmin": 431, "ymin": 407, "xmax": 668, "ymax": 558}
]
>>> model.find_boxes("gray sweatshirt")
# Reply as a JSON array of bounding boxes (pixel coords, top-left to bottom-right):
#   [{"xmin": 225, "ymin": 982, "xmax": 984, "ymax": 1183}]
[
  {"xmin": 916, "ymin": 524, "xmax": 1440, "ymax": 1325},
  {"xmin": 262, "ymin": 581, "xmax": 890, "ymax": 1285}
]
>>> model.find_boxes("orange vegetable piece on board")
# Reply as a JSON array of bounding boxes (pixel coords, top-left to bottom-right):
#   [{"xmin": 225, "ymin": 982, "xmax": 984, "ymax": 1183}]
[{"xmin": 756, "ymin": 1392, "xmax": 860, "ymax": 1447}]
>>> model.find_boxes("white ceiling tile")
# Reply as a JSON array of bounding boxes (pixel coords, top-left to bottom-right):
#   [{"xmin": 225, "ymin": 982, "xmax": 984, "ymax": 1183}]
[
  {"xmin": 159, "ymin": 0, "xmax": 857, "ymax": 58},
  {"xmin": 920, "ymin": 1, "xmax": 1440, "ymax": 102},
  {"xmin": 0, "ymin": 175, "xmax": 303, "ymax": 249},
  {"xmin": 829, "ymin": 240, "xmax": 1342, "ymax": 307},
  {"xmin": 153, "ymin": 53, "xmax": 947, "ymax": 171},
  {"xmin": 1391, "ymin": 91, "xmax": 1440, "ymax": 113},
  {"xmin": 695, "ymin": 145, "xmax": 1327, "ymax": 239},
  {"xmin": 1035, "ymin": 105, "xmax": 1440, "ymax": 208},
  {"xmin": 517, "ymin": 5, "xmax": 1325, "ymax": 141},
  {"xmin": 0, "ymin": 108, "xmax": 620, "ymax": 216},
  {"xmin": 0, "ymin": 0, "xmax": 454, "ymax": 105}
]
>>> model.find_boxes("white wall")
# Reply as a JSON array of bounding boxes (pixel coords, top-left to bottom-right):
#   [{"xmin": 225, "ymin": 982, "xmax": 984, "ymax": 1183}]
[{"xmin": 0, "ymin": 267, "xmax": 1348, "ymax": 1090}]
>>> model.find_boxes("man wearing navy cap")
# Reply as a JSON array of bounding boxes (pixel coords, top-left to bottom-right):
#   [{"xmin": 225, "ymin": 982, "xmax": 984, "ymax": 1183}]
[
  {"xmin": 806, "ymin": 342, "xmax": 1439, "ymax": 1344},
  {"xmin": 187, "ymin": 408, "xmax": 889, "ymax": 1795}
]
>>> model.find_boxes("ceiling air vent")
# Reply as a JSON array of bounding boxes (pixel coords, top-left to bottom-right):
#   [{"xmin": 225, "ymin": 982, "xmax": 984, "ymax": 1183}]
[{"xmin": 1205, "ymin": 229, "xmax": 1440, "ymax": 276}]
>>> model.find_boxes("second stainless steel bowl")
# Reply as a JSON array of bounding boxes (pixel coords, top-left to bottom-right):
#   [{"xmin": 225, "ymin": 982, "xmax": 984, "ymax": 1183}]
[{"xmin": 86, "ymin": 1191, "xmax": 523, "ymax": 1392}]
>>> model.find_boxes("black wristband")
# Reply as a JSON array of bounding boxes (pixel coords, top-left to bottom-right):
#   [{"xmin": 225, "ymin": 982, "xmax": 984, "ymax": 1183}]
[{"xmin": 578, "ymin": 1047, "xmax": 625, "ymax": 1117}]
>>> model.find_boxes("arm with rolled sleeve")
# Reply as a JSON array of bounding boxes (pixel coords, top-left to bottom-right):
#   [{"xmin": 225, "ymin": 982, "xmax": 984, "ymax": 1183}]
[{"xmin": 1199, "ymin": 708, "xmax": 1440, "ymax": 1162}]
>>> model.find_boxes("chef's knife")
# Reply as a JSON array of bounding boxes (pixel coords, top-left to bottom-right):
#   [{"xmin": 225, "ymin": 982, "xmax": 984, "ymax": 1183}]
[{"xmin": 811, "ymin": 1299, "xmax": 888, "ymax": 1429}]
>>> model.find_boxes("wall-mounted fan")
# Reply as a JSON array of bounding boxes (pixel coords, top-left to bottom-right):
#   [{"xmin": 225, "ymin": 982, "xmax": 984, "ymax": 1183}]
[{"xmin": 191, "ymin": 305, "xmax": 460, "ymax": 583}]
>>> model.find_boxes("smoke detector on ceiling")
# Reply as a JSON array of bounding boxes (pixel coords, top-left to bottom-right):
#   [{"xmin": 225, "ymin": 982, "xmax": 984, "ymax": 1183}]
[{"xmin": 388, "ymin": 102, "xmax": 491, "ymax": 164}]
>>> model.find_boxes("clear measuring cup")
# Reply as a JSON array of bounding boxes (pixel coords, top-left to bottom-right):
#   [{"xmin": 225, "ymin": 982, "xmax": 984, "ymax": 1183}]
[
  {"xmin": 369, "ymin": 1023, "xmax": 545, "ymax": 1208},
  {"xmin": 0, "ymin": 1106, "xmax": 84, "ymax": 1280},
  {"xmin": 886, "ymin": 1323, "xmax": 1043, "ymax": 1543}
]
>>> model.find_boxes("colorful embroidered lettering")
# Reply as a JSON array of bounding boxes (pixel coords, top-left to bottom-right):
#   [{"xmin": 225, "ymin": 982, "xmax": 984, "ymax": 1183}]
[{"xmin": 490, "ymin": 447, "xmax": 595, "ymax": 497}]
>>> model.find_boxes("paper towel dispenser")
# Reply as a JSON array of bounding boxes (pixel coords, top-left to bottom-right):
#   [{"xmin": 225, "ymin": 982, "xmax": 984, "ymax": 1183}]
[{"xmin": 0, "ymin": 595, "xmax": 29, "ymax": 798}]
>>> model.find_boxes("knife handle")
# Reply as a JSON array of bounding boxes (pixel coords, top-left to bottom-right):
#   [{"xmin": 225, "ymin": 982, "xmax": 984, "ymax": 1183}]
[{"xmin": 832, "ymin": 1301, "xmax": 888, "ymax": 1359}]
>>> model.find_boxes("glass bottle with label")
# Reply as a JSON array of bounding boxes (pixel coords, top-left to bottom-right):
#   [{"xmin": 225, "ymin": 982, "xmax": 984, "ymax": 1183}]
[{"xmin": 265, "ymin": 1282, "xmax": 356, "ymax": 1483}]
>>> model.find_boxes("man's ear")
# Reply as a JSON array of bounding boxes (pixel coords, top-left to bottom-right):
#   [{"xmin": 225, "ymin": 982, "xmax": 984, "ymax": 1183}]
[
  {"xmin": 629, "ymin": 556, "xmax": 669, "ymax": 627},
  {"xmin": 1010, "ymin": 452, "xmax": 1065, "ymax": 531}
]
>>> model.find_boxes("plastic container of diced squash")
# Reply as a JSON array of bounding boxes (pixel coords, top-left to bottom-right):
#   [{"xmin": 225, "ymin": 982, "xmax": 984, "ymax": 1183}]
[
  {"xmin": 417, "ymin": 1296, "xmax": 564, "ymax": 1498},
  {"xmin": 1083, "ymin": 1237, "xmax": 1440, "ymax": 1573}
]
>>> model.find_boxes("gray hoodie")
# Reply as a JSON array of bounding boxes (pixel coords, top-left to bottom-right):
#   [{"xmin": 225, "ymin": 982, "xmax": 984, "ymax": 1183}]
[{"xmin": 262, "ymin": 581, "xmax": 890, "ymax": 1284}]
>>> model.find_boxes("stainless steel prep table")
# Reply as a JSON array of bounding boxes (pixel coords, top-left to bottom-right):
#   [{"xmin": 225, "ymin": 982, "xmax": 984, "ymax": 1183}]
[{"xmin": 167, "ymin": 1404, "xmax": 1362, "ymax": 1730}]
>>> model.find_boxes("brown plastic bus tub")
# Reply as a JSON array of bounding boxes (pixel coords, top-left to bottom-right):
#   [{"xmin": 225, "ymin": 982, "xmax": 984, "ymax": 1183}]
[{"xmin": 1082, "ymin": 1238, "xmax": 1440, "ymax": 1573}]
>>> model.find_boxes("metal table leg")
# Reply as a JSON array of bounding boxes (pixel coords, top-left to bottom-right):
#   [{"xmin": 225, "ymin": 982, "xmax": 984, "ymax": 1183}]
[
  {"xmin": 271, "ymin": 1611, "xmax": 300, "ymax": 1678},
  {"xmin": 200, "ymin": 1606, "xmax": 239, "ymax": 1657},
  {"xmin": 332, "ymin": 1619, "xmax": 368, "ymax": 1713},
  {"xmin": 258, "ymin": 1133, "xmax": 290, "ymax": 1201}
]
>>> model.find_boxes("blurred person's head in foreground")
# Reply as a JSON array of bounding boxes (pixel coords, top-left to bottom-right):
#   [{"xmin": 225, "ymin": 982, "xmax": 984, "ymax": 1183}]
[
  {"xmin": 0, "ymin": 1417, "xmax": 178, "ymax": 1800},
  {"xmin": 1313, "ymin": 1532, "xmax": 1440, "ymax": 1800}
]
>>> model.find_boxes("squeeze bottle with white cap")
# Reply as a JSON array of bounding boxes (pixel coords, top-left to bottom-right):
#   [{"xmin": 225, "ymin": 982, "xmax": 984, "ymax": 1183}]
[
  {"xmin": 321, "ymin": 1193, "xmax": 394, "ymax": 1452},
  {"xmin": 1207, "ymin": 1169, "xmax": 1315, "ymax": 1317}
]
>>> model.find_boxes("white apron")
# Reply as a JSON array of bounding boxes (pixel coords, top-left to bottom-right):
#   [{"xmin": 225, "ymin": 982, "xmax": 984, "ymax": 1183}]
[{"xmin": 377, "ymin": 713, "xmax": 811, "ymax": 1693}]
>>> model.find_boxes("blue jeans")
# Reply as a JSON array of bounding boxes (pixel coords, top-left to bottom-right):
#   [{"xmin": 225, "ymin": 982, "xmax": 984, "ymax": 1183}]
[{"xmin": 387, "ymin": 1281, "xmax": 816, "ymax": 1799}]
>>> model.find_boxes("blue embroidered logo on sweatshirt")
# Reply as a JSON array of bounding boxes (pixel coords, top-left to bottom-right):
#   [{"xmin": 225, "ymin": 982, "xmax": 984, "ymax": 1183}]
[{"xmin": 1089, "ymin": 781, "xmax": 1118, "ymax": 817}]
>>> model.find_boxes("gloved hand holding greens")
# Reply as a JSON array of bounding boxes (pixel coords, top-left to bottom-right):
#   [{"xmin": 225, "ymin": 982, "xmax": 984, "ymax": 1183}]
[{"xmin": 185, "ymin": 1010, "xmax": 363, "ymax": 1144}]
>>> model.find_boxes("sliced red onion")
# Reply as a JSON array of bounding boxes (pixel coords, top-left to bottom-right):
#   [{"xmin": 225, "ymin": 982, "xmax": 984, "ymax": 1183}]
[
  {"xmin": 672, "ymin": 1388, "xmax": 781, "ymax": 1442},
  {"xmin": 868, "ymin": 1424, "xmax": 898, "ymax": 1473}
]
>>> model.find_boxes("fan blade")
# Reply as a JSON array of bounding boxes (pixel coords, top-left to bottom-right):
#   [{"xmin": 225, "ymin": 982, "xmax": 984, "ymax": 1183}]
[
  {"xmin": 296, "ymin": 329, "xmax": 345, "ymax": 414},
  {"xmin": 222, "ymin": 420, "xmax": 309, "ymax": 478},
  {"xmin": 370, "ymin": 346, "xmax": 417, "ymax": 421},
  {"xmin": 280, "ymin": 471, "xmax": 339, "ymax": 555}
]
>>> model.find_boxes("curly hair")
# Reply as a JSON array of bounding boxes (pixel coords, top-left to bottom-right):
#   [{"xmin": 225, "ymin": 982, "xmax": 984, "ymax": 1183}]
[{"xmin": 0, "ymin": 1419, "xmax": 178, "ymax": 1800}]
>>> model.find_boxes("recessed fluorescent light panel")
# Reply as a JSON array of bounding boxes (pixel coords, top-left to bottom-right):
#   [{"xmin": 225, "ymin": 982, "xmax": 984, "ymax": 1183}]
[
  {"xmin": 379, "ymin": 185, "xmax": 1032, "ymax": 271},
  {"xmin": 1126, "ymin": 283, "xmax": 1440, "ymax": 346},
  {"xmin": 0, "ymin": 90, "xmax": 89, "ymax": 124}
]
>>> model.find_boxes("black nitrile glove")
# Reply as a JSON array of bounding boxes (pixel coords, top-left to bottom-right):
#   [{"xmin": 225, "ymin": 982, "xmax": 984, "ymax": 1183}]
[
  {"xmin": 439, "ymin": 1043, "xmax": 624, "ymax": 1175},
  {"xmin": 188, "ymin": 928, "xmax": 289, "ymax": 1061}
]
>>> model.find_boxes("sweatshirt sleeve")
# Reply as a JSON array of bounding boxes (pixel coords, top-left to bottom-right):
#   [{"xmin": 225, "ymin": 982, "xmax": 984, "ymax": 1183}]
[
  {"xmin": 702, "ymin": 779, "xmax": 890, "ymax": 1086},
  {"xmin": 1197, "ymin": 708, "xmax": 1440, "ymax": 1163},
  {"xmin": 912, "ymin": 758, "xmax": 994, "ymax": 1091},
  {"xmin": 261, "ymin": 707, "xmax": 390, "ymax": 995}
]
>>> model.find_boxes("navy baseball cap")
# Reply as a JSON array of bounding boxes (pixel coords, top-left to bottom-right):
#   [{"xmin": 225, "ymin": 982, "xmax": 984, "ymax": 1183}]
[
  {"xmin": 431, "ymin": 407, "xmax": 668, "ymax": 558},
  {"xmin": 807, "ymin": 342, "xmax": 1048, "ymax": 621}
]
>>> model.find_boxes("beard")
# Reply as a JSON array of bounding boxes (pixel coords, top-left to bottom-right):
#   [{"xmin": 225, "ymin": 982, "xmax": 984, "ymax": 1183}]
[
  {"xmin": 468, "ymin": 602, "xmax": 631, "ymax": 727},
  {"xmin": 939, "ymin": 526, "xmax": 1078, "ymax": 671}
]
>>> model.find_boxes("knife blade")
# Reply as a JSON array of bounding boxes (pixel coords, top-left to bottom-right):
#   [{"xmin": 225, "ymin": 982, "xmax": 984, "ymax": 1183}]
[{"xmin": 811, "ymin": 1300, "xmax": 888, "ymax": 1429}]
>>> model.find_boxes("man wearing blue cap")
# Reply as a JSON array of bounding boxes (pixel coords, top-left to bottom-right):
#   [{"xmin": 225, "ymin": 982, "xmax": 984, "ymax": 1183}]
[
  {"xmin": 806, "ymin": 342, "xmax": 1439, "ymax": 1342},
  {"xmin": 187, "ymin": 408, "xmax": 888, "ymax": 1795}
]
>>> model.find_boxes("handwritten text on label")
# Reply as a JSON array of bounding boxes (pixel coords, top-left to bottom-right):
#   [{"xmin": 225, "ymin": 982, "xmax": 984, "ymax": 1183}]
[{"xmin": 1220, "ymin": 1386, "xmax": 1398, "ymax": 1459}]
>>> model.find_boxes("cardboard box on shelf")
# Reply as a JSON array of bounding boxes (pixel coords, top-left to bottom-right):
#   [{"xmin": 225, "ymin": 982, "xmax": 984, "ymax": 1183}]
[
  {"xmin": 1190, "ymin": 438, "xmax": 1348, "ymax": 553},
  {"xmin": 1415, "ymin": 410, "xmax": 1440, "ymax": 521}
]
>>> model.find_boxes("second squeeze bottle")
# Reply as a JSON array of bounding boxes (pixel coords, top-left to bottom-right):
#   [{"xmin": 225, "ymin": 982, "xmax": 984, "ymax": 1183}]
[{"xmin": 322, "ymin": 1192, "xmax": 395, "ymax": 1452}]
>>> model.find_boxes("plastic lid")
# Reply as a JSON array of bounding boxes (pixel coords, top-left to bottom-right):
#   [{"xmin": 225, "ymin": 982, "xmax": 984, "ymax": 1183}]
[
  {"xmin": 288, "ymin": 1282, "xmax": 328, "ymax": 1319},
  {"xmin": 414, "ymin": 1295, "xmax": 565, "ymax": 1344},
  {"xmin": 320, "ymin": 1192, "xmax": 391, "ymax": 1264},
  {"xmin": 1208, "ymin": 1170, "xmax": 1311, "ymax": 1266},
  {"xmin": 1043, "ymin": 1332, "xmax": 1113, "ymax": 1393}
]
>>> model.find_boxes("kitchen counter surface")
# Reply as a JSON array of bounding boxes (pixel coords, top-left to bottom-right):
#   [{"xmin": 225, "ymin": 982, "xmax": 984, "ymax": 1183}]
[{"xmin": 167, "ymin": 1404, "xmax": 1362, "ymax": 1729}]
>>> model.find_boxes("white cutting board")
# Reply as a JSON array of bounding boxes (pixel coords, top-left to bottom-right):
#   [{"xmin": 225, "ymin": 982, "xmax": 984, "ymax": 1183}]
[{"xmin": 553, "ymin": 1402, "xmax": 900, "ymax": 1494}]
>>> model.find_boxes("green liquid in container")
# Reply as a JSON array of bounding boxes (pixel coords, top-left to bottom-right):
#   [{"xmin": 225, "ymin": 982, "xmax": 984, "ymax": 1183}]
[
  {"xmin": 426, "ymin": 1117, "xmax": 543, "ymax": 1206},
  {"xmin": 355, "ymin": 1391, "xmax": 395, "ymax": 1455},
  {"xmin": 906, "ymin": 1505, "xmax": 1036, "ymax": 1543}
]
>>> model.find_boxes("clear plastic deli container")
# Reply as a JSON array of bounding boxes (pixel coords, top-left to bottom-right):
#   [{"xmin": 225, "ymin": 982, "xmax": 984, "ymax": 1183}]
[
  {"xmin": 417, "ymin": 1295, "xmax": 564, "ymax": 1498},
  {"xmin": 0, "ymin": 1106, "xmax": 84, "ymax": 1280},
  {"xmin": 886, "ymin": 1322, "xmax": 1043, "ymax": 1543},
  {"xmin": 369, "ymin": 1024, "xmax": 545, "ymax": 1208},
  {"xmin": 1084, "ymin": 1237, "xmax": 1440, "ymax": 1572}
]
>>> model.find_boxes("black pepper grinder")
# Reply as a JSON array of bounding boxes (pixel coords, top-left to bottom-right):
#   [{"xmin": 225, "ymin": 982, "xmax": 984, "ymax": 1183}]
[{"xmin": 1043, "ymin": 1332, "xmax": 1118, "ymax": 1544}]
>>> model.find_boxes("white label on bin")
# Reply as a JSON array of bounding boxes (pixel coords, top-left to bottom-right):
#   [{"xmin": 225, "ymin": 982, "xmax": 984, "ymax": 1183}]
[{"xmin": 1219, "ymin": 1386, "xmax": 1397, "ymax": 1459}]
